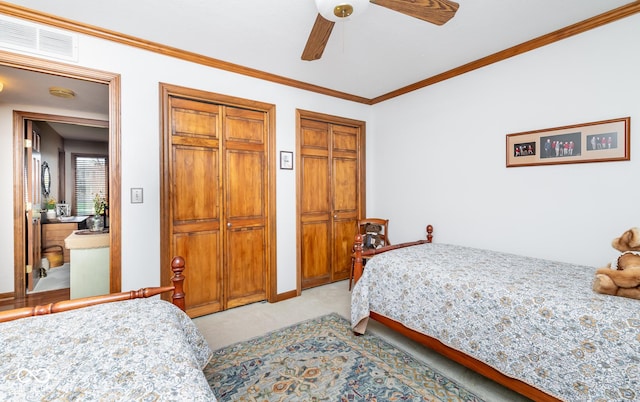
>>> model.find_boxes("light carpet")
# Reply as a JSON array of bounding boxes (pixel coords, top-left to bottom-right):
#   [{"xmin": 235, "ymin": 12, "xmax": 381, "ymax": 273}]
[{"xmin": 204, "ymin": 313, "xmax": 484, "ymax": 401}]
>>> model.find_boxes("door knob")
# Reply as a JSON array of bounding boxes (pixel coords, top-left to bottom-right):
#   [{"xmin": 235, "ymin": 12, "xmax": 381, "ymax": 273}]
[{"xmin": 227, "ymin": 222, "xmax": 232, "ymax": 227}]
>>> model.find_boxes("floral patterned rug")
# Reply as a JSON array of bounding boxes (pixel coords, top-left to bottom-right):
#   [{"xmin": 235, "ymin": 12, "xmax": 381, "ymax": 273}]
[{"xmin": 204, "ymin": 313, "xmax": 484, "ymax": 401}]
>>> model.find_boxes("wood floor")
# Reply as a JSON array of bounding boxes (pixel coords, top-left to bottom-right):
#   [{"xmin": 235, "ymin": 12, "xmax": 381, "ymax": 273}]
[{"xmin": 0, "ymin": 288, "xmax": 70, "ymax": 311}]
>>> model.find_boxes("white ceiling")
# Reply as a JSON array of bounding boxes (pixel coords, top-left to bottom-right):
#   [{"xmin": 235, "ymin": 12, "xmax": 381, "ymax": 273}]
[
  {"xmin": 0, "ymin": 64, "xmax": 109, "ymax": 140},
  {"xmin": 2, "ymin": 0, "xmax": 634, "ymax": 100},
  {"xmin": 0, "ymin": 64, "xmax": 108, "ymax": 115}
]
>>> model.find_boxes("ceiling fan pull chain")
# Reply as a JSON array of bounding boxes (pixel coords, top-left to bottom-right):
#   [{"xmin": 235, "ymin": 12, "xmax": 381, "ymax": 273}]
[{"xmin": 341, "ymin": 21, "xmax": 345, "ymax": 55}]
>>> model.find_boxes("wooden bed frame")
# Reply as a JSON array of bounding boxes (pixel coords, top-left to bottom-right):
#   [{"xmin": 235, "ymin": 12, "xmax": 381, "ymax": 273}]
[
  {"xmin": 0, "ymin": 256, "xmax": 186, "ymax": 324},
  {"xmin": 352, "ymin": 226, "xmax": 560, "ymax": 402}
]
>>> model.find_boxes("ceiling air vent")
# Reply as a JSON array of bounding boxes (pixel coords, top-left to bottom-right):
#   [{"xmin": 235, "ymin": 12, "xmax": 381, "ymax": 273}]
[{"xmin": 0, "ymin": 15, "xmax": 78, "ymax": 62}]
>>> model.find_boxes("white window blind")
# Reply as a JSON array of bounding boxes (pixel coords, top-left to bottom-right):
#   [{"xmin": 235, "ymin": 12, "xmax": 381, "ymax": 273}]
[{"xmin": 73, "ymin": 155, "xmax": 108, "ymax": 215}]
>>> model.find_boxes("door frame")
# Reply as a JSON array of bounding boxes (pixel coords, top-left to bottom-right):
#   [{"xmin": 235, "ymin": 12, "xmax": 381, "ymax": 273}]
[{"xmin": 5, "ymin": 50, "xmax": 122, "ymax": 298}]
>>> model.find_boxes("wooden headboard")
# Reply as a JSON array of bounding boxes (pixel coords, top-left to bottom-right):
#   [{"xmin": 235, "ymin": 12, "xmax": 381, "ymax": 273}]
[{"xmin": 352, "ymin": 225, "xmax": 433, "ymax": 285}]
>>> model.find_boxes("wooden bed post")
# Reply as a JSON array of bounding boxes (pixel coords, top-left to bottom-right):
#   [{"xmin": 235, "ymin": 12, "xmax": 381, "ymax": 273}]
[
  {"xmin": 353, "ymin": 234, "xmax": 364, "ymax": 285},
  {"xmin": 170, "ymin": 256, "xmax": 186, "ymax": 311}
]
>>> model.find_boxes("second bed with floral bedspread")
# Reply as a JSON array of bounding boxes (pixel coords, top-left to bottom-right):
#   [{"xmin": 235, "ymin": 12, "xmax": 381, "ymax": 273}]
[{"xmin": 351, "ymin": 243, "xmax": 639, "ymax": 401}]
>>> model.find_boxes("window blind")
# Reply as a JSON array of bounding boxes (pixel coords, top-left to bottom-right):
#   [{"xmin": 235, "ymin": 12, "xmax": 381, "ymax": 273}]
[{"xmin": 74, "ymin": 155, "xmax": 108, "ymax": 215}]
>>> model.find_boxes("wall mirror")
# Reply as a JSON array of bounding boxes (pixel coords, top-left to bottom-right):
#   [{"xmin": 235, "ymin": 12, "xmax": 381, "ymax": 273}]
[{"xmin": 41, "ymin": 161, "xmax": 51, "ymax": 198}]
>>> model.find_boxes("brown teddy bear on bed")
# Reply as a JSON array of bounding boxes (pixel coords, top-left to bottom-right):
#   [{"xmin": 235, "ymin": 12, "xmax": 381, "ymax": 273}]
[{"xmin": 592, "ymin": 227, "xmax": 640, "ymax": 300}]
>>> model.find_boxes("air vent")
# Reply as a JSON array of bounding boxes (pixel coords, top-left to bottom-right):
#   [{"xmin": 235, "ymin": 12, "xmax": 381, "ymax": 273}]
[{"xmin": 0, "ymin": 15, "xmax": 78, "ymax": 62}]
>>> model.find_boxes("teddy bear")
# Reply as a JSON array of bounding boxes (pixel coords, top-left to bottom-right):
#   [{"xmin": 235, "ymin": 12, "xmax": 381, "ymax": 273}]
[
  {"xmin": 592, "ymin": 227, "xmax": 640, "ymax": 300},
  {"xmin": 363, "ymin": 223, "xmax": 385, "ymax": 250}
]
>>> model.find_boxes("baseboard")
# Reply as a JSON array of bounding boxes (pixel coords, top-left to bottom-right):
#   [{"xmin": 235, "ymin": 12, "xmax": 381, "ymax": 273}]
[
  {"xmin": 274, "ymin": 289, "xmax": 297, "ymax": 302},
  {"xmin": 0, "ymin": 292, "xmax": 15, "ymax": 302}
]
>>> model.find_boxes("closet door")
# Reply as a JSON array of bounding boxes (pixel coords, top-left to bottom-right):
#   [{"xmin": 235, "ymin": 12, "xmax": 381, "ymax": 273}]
[
  {"xmin": 298, "ymin": 115, "xmax": 363, "ymax": 289},
  {"xmin": 169, "ymin": 97, "xmax": 224, "ymax": 317},
  {"xmin": 223, "ymin": 106, "xmax": 268, "ymax": 308},
  {"xmin": 162, "ymin": 86, "xmax": 274, "ymax": 318},
  {"xmin": 330, "ymin": 124, "xmax": 359, "ymax": 281},
  {"xmin": 299, "ymin": 119, "xmax": 332, "ymax": 288}
]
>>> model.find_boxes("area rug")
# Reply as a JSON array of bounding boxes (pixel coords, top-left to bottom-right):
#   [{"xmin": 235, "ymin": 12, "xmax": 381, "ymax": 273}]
[{"xmin": 204, "ymin": 313, "xmax": 484, "ymax": 401}]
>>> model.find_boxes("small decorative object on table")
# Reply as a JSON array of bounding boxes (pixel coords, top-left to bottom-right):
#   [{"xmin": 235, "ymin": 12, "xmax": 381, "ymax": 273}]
[
  {"xmin": 90, "ymin": 193, "xmax": 107, "ymax": 232},
  {"xmin": 45, "ymin": 197, "xmax": 57, "ymax": 219}
]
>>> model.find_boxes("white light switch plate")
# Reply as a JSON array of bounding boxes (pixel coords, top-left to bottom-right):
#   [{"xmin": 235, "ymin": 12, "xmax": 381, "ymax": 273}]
[{"xmin": 131, "ymin": 188, "xmax": 143, "ymax": 203}]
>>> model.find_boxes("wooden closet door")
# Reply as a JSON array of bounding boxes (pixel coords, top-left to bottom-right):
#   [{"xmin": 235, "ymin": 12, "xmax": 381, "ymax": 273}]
[
  {"xmin": 223, "ymin": 106, "xmax": 267, "ymax": 308},
  {"xmin": 299, "ymin": 116, "xmax": 362, "ymax": 289},
  {"xmin": 164, "ymin": 92, "xmax": 272, "ymax": 317},
  {"xmin": 299, "ymin": 119, "xmax": 332, "ymax": 288},
  {"xmin": 330, "ymin": 124, "xmax": 359, "ymax": 281},
  {"xmin": 169, "ymin": 97, "xmax": 223, "ymax": 317}
]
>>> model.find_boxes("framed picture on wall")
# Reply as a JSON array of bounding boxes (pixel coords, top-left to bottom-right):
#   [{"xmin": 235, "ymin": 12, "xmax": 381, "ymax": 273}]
[
  {"xmin": 280, "ymin": 151, "xmax": 293, "ymax": 170},
  {"xmin": 506, "ymin": 117, "xmax": 630, "ymax": 167}
]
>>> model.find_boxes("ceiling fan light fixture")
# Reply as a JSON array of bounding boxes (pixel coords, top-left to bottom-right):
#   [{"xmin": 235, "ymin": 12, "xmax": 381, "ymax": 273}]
[
  {"xmin": 315, "ymin": 0, "xmax": 369, "ymax": 22},
  {"xmin": 49, "ymin": 86, "xmax": 75, "ymax": 99}
]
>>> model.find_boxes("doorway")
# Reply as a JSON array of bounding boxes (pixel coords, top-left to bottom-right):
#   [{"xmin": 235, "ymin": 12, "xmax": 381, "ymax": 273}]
[
  {"xmin": 19, "ymin": 114, "xmax": 109, "ymax": 296},
  {"xmin": 3, "ymin": 50, "xmax": 122, "ymax": 301}
]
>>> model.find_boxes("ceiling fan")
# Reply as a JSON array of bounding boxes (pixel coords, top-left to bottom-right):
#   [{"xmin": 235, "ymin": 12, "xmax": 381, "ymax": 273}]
[{"xmin": 301, "ymin": 0, "xmax": 459, "ymax": 61}]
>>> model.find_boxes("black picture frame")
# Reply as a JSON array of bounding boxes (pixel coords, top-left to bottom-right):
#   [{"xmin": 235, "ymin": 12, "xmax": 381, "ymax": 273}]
[{"xmin": 280, "ymin": 151, "xmax": 293, "ymax": 170}]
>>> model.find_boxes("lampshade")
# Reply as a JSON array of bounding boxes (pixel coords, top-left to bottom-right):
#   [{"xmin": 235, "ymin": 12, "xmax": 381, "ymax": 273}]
[{"xmin": 315, "ymin": 0, "xmax": 370, "ymax": 22}]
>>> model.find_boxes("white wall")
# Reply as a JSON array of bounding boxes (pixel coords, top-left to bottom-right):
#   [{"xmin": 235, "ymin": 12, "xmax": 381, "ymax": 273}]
[
  {"xmin": 0, "ymin": 33, "xmax": 371, "ymax": 294},
  {"xmin": 369, "ymin": 14, "xmax": 640, "ymax": 267}
]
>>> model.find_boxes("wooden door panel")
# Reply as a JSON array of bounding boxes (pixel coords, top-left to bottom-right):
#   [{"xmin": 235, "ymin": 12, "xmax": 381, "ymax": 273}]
[
  {"xmin": 226, "ymin": 227, "xmax": 265, "ymax": 308},
  {"xmin": 172, "ymin": 146, "xmax": 219, "ymax": 222},
  {"xmin": 171, "ymin": 98, "xmax": 219, "ymax": 139},
  {"xmin": 225, "ymin": 150, "xmax": 264, "ymax": 219},
  {"xmin": 170, "ymin": 98, "xmax": 223, "ymax": 316},
  {"xmin": 333, "ymin": 219, "xmax": 357, "ymax": 280},
  {"xmin": 301, "ymin": 156, "xmax": 330, "ymax": 214},
  {"xmin": 225, "ymin": 107, "xmax": 265, "ymax": 144},
  {"xmin": 223, "ymin": 106, "xmax": 268, "ymax": 308},
  {"xmin": 174, "ymin": 231, "xmax": 222, "ymax": 316},
  {"xmin": 301, "ymin": 119, "xmax": 329, "ymax": 149},
  {"xmin": 301, "ymin": 221, "xmax": 331, "ymax": 287},
  {"xmin": 332, "ymin": 125, "xmax": 358, "ymax": 152},
  {"xmin": 173, "ymin": 109, "xmax": 218, "ymax": 138},
  {"xmin": 333, "ymin": 157, "xmax": 358, "ymax": 212}
]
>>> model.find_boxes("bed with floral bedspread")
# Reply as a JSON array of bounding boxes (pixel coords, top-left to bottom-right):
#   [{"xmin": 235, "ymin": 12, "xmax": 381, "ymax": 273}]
[
  {"xmin": 0, "ymin": 298, "xmax": 215, "ymax": 401},
  {"xmin": 351, "ymin": 242, "xmax": 640, "ymax": 401}
]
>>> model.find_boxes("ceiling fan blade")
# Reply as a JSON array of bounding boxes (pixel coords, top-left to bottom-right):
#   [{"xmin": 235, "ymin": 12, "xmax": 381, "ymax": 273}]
[
  {"xmin": 370, "ymin": 0, "xmax": 459, "ymax": 25},
  {"xmin": 301, "ymin": 14, "xmax": 335, "ymax": 61}
]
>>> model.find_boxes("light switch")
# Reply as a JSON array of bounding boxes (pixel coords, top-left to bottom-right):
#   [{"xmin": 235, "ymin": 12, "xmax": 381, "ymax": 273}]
[{"xmin": 131, "ymin": 188, "xmax": 143, "ymax": 204}]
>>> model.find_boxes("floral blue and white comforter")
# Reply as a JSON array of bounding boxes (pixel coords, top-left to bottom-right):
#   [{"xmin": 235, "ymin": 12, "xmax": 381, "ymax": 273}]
[
  {"xmin": 0, "ymin": 298, "xmax": 215, "ymax": 401},
  {"xmin": 351, "ymin": 243, "xmax": 640, "ymax": 401}
]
